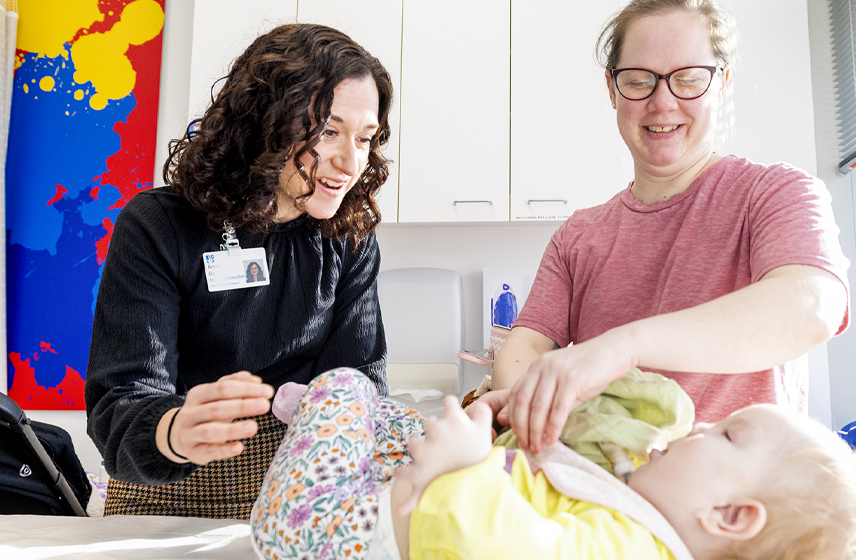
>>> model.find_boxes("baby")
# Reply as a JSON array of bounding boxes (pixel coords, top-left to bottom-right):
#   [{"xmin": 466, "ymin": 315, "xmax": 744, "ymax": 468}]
[{"xmin": 251, "ymin": 368, "xmax": 856, "ymax": 560}]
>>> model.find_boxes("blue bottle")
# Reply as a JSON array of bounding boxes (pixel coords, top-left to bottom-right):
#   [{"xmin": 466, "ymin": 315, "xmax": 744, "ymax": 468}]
[{"xmin": 491, "ymin": 283, "xmax": 518, "ymax": 329}]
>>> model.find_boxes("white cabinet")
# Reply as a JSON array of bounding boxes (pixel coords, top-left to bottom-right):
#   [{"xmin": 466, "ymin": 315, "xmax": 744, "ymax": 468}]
[
  {"xmin": 510, "ymin": 1, "xmax": 632, "ymax": 222},
  {"xmin": 397, "ymin": 1, "xmax": 511, "ymax": 222},
  {"xmin": 296, "ymin": 1, "xmax": 403, "ymax": 223}
]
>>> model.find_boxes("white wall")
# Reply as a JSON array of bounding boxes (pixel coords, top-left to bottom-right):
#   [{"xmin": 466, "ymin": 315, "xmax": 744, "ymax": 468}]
[{"xmin": 807, "ymin": 0, "xmax": 856, "ymax": 431}]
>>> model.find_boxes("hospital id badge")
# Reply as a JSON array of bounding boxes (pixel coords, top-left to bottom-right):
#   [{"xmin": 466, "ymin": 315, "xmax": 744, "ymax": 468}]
[{"xmin": 203, "ymin": 247, "xmax": 270, "ymax": 292}]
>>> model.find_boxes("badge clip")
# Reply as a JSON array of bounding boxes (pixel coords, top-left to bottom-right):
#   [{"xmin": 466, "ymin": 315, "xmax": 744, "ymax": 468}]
[{"xmin": 220, "ymin": 221, "xmax": 242, "ymax": 257}]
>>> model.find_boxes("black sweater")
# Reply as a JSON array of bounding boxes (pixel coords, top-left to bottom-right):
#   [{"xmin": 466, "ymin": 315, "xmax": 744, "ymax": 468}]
[{"xmin": 85, "ymin": 189, "xmax": 387, "ymax": 485}]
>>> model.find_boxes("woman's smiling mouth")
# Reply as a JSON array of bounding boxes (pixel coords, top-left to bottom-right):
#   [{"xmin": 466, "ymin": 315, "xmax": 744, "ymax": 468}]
[
  {"xmin": 318, "ymin": 177, "xmax": 346, "ymax": 190},
  {"xmin": 646, "ymin": 125, "xmax": 681, "ymax": 133}
]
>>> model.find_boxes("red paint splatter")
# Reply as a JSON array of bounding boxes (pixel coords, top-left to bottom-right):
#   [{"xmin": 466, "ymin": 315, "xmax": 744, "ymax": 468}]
[
  {"xmin": 14, "ymin": 48, "xmax": 27, "ymax": 73},
  {"xmin": 94, "ymin": 0, "xmax": 165, "ymax": 212},
  {"xmin": 95, "ymin": 218, "xmax": 114, "ymax": 265},
  {"xmin": 90, "ymin": 185, "xmax": 100, "ymax": 200},
  {"xmin": 39, "ymin": 341, "xmax": 58, "ymax": 354},
  {"xmin": 69, "ymin": 0, "xmax": 134, "ymax": 44},
  {"xmin": 7, "ymin": 353, "xmax": 85, "ymax": 410},
  {"xmin": 46, "ymin": 184, "xmax": 67, "ymax": 206}
]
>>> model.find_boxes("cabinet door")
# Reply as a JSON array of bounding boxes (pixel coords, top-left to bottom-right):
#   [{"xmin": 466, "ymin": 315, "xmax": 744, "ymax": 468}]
[
  {"xmin": 398, "ymin": 0, "xmax": 511, "ymax": 222},
  {"xmin": 188, "ymin": 0, "xmax": 298, "ymax": 121},
  {"xmin": 510, "ymin": 1, "xmax": 632, "ymax": 222},
  {"xmin": 297, "ymin": 1, "xmax": 403, "ymax": 223}
]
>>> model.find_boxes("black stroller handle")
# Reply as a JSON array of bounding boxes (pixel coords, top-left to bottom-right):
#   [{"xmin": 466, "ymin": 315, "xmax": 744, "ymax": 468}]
[
  {"xmin": 0, "ymin": 391, "xmax": 26, "ymax": 429},
  {"xmin": 0, "ymin": 392, "xmax": 88, "ymax": 516}
]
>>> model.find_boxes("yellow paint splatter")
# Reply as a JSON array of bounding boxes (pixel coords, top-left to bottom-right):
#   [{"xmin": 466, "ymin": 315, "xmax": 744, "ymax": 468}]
[
  {"xmin": 23, "ymin": 83, "xmax": 29, "ymax": 94},
  {"xmin": 39, "ymin": 75, "xmax": 55, "ymax": 92},
  {"xmin": 17, "ymin": 0, "xmax": 103, "ymax": 59},
  {"xmin": 71, "ymin": 0, "xmax": 164, "ymax": 111},
  {"xmin": 74, "ymin": 90, "xmax": 84, "ymax": 101}
]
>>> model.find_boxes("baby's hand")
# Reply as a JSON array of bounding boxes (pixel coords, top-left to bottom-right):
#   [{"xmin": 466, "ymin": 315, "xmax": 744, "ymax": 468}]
[
  {"xmin": 394, "ymin": 395, "xmax": 492, "ymax": 516},
  {"xmin": 471, "ymin": 389, "xmax": 510, "ymax": 441}
]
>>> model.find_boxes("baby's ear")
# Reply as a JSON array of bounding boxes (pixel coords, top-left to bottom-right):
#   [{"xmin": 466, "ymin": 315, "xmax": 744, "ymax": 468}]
[{"xmin": 696, "ymin": 498, "xmax": 767, "ymax": 541}]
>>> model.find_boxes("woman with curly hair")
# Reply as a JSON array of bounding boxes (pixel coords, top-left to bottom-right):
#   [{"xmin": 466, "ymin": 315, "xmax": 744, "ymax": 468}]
[{"xmin": 85, "ymin": 23, "xmax": 394, "ymax": 519}]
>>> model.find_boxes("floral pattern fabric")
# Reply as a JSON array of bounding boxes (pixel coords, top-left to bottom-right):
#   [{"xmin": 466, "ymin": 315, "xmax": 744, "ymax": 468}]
[{"xmin": 252, "ymin": 368, "xmax": 425, "ymax": 559}]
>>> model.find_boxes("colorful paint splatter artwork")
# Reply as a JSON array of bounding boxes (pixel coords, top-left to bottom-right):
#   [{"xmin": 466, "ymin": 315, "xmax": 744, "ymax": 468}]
[{"xmin": 6, "ymin": 0, "xmax": 165, "ymax": 409}]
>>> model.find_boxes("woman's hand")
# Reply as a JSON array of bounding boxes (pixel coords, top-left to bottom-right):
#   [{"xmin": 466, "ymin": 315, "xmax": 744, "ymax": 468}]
[
  {"xmin": 507, "ymin": 332, "xmax": 632, "ymax": 454},
  {"xmin": 393, "ymin": 396, "xmax": 493, "ymax": 516},
  {"xmin": 156, "ymin": 371, "xmax": 274, "ymax": 465}
]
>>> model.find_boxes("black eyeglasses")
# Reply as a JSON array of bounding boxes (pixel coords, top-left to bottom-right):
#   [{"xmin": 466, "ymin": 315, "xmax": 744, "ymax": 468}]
[{"xmin": 611, "ymin": 65, "xmax": 722, "ymax": 101}]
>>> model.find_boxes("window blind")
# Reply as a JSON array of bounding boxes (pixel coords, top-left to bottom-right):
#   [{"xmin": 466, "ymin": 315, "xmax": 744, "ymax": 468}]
[{"xmin": 832, "ymin": 0, "xmax": 856, "ymax": 173}]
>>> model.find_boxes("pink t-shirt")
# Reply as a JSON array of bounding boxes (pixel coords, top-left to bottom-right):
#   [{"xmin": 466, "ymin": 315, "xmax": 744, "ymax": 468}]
[{"xmin": 515, "ymin": 155, "xmax": 851, "ymax": 423}]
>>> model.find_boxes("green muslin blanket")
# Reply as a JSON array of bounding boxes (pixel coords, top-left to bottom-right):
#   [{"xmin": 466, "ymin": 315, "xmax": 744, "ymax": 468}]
[{"xmin": 493, "ymin": 368, "xmax": 695, "ymax": 479}]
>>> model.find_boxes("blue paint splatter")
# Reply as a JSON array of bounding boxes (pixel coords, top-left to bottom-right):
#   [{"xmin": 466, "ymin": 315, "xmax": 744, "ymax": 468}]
[{"xmin": 6, "ymin": 49, "xmax": 136, "ymax": 390}]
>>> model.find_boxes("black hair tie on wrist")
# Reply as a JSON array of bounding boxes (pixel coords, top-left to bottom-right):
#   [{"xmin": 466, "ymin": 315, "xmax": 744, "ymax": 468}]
[{"xmin": 167, "ymin": 410, "xmax": 189, "ymax": 462}]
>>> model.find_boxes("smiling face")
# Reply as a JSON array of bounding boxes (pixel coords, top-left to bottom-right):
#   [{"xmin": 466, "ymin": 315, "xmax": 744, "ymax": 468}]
[
  {"xmin": 249, "ymin": 263, "xmax": 260, "ymax": 276},
  {"xmin": 607, "ymin": 10, "xmax": 726, "ymax": 180},
  {"xmin": 629, "ymin": 404, "xmax": 810, "ymax": 530},
  {"xmin": 277, "ymin": 76, "xmax": 380, "ymax": 222}
]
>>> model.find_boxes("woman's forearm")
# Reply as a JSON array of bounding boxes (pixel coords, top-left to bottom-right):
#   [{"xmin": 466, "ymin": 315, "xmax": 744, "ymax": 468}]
[
  {"xmin": 617, "ymin": 264, "xmax": 847, "ymax": 374},
  {"xmin": 492, "ymin": 327, "xmax": 558, "ymax": 390}
]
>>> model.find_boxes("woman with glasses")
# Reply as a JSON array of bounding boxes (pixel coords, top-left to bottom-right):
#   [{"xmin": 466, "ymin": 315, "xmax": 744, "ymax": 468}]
[{"xmin": 487, "ymin": 0, "xmax": 850, "ymax": 454}]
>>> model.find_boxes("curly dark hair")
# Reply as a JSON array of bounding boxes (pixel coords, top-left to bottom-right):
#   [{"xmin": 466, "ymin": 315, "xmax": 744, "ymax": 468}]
[{"xmin": 164, "ymin": 23, "xmax": 393, "ymax": 246}]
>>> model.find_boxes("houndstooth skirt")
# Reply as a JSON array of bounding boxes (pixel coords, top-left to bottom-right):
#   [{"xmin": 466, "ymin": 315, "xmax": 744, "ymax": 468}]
[{"xmin": 103, "ymin": 412, "xmax": 285, "ymax": 519}]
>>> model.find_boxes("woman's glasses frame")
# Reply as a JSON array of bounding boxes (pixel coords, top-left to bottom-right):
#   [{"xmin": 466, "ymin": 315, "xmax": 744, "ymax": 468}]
[{"xmin": 610, "ymin": 65, "xmax": 723, "ymax": 101}]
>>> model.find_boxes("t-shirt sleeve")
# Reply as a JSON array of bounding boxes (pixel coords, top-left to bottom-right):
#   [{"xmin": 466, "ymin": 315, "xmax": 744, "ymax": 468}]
[
  {"xmin": 747, "ymin": 165, "xmax": 851, "ymax": 334},
  {"xmin": 85, "ymin": 193, "xmax": 197, "ymax": 485},
  {"xmin": 312, "ymin": 232, "xmax": 388, "ymax": 396},
  {"xmin": 513, "ymin": 227, "xmax": 574, "ymax": 347}
]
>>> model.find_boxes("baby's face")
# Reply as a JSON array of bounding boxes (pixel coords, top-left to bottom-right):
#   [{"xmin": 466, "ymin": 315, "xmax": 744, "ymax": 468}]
[{"xmin": 628, "ymin": 404, "xmax": 807, "ymax": 522}]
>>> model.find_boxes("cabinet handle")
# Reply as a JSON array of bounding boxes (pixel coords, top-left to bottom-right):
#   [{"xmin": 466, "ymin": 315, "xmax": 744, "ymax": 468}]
[
  {"xmin": 527, "ymin": 199, "xmax": 568, "ymax": 204},
  {"xmin": 453, "ymin": 200, "xmax": 493, "ymax": 205}
]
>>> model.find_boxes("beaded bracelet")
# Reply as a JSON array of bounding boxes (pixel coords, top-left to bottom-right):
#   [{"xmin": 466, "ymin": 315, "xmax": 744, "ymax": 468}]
[{"xmin": 167, "ymin": 410, "xmax": 189, "ymax": 462}]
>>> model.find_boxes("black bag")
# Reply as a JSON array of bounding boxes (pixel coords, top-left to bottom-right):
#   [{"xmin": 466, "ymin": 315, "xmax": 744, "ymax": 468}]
[{"xmin": 0, "ymin": 392, "xmax": 90, "ymax": 516}]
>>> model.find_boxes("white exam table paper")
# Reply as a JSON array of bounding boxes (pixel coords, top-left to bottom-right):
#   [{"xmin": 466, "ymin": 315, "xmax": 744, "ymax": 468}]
[{"xmin": 0, "ymin": 514, "xmax": 252, "ymax": 559}]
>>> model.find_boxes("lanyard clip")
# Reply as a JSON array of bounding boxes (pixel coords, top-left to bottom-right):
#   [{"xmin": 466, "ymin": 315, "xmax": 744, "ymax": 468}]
[{"xmin": 220, "ymin": 221, "xmax": 242, "ymax": 257}]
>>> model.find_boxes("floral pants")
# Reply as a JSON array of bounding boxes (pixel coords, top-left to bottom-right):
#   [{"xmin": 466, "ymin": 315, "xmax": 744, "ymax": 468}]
[{"xmin": 251, "ymin": 368, "xmax": 426, "ymax": 559}]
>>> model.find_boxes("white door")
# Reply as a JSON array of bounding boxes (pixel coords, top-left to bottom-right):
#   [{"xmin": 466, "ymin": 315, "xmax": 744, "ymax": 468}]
[
  {"xmin": 398, "ymin": 0, "xmax": 511, "ymax": 222},
  {"xmin": 510, "ymin": 1, "xmax": 631, "ymax": 222}
]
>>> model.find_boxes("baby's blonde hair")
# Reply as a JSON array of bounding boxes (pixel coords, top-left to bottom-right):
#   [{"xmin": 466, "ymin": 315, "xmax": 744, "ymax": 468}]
[{"xmin": 715, "ymin": 417, "xmax": 856, "ymax": 560}]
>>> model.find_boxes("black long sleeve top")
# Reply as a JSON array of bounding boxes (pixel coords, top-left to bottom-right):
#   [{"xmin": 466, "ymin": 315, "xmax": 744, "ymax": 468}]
[{"xmin": 85, "ymin": 188, "xmax": 387, "ymax": 485}]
